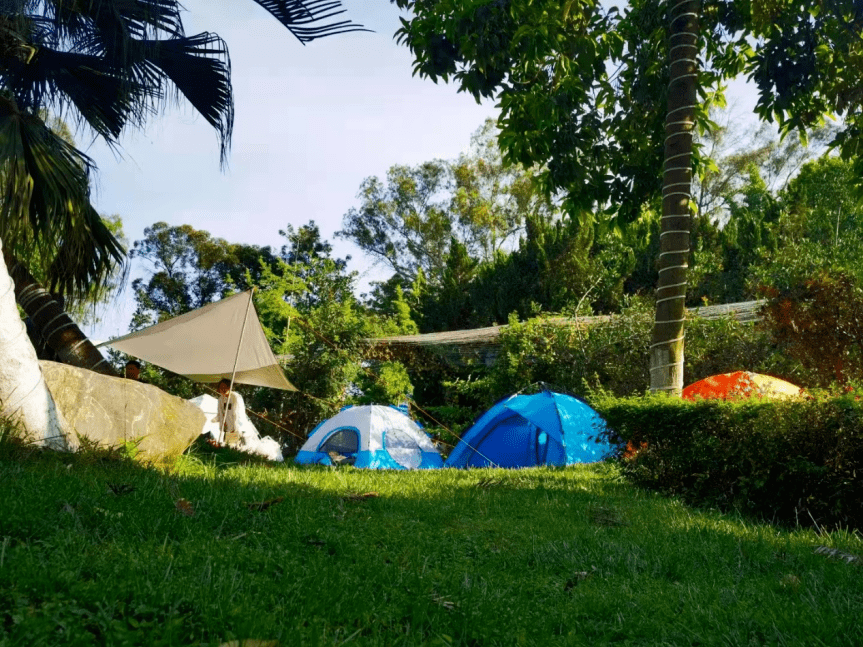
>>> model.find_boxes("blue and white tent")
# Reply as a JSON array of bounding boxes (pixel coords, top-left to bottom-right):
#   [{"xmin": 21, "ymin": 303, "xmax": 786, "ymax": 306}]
[
  {"xmin": 295, "ymin": 405, "xmax": 444, "ymax": 469},
  {"xmin": 445, "ymin": 390, "xmax": 612, "ymax": 468}
]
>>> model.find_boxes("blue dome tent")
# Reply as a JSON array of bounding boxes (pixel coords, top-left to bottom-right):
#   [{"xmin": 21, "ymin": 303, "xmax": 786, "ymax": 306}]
[
  {"xmin": 444, "ymin": 390, "xmax": 612, "ymax": 468},
  {"xmin": 295, "ymin": 405, "xmax": 443, "ymax": 469}
]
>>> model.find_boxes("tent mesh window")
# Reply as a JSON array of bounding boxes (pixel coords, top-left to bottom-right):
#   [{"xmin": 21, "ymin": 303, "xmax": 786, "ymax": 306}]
[
  {"xmin": 319, "ymin": 429, "xmax": 359, "ymax": 455},
  {"xmin": 384, "ymin": 428, "xmax": 422, "ymax": 469}
]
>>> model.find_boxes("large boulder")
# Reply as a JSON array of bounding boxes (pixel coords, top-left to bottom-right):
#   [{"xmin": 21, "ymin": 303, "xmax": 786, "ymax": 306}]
[{"xmin": 40, "ymin": 360, "xmax": 204, "ymax": 463}]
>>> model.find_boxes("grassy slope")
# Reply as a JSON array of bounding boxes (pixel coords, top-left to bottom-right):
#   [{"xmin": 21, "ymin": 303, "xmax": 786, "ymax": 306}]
[{"xmin": 0, "ymin": 446, "xmax": 861, "ymax": 647}]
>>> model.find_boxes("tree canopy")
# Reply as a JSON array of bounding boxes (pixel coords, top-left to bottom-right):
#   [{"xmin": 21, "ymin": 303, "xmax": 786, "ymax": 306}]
[
  {"xmin": 130, "ymin": 222, "xmax": 280, "ymax": 328},
  {"xmin": 339, "ymin": 118, "xmax": 556, "ymax": 288},
  {"xmin": 391, "ymin": 0, "xmax": 863, "ymax": 217}
]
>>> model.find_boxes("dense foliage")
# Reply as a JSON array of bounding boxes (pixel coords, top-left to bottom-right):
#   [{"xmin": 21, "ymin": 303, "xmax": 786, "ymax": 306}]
[
  {"xmin": 760, "ymin": 270, "xmax": 863, "ymax": 387},
  {"xmin": 130, "ymin": 222, "xmax": 280, "ymax": 329},
  {"xmin": 347, "ymin": 113, "xmax": 857, "ymax": 334},
  {"xmin": 593, "ymin": 393, "xmax": 863, "ymax": 531},
  {"xmin": 388, "ymin": 0, "xmax": 863, "ymax": 393},
  {"xmin": 425, "ymin": 301, "xmax": 787, "ymax": 407}
]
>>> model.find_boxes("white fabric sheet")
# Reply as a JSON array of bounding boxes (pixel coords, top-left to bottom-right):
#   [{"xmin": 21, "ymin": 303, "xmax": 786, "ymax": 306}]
[{"xmin": 190, "ymin": 394, "xmax": 283, "ymax": 462}]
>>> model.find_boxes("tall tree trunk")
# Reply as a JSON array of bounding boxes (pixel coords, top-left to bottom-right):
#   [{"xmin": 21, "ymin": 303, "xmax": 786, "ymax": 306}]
[
  {"xmin": 0, "ymin": 236, "xmax": 69, "ymax": 448},
  {"xmin": 3, "ymin": 251, "xmax": 118, "ymax": 377},
  {"xmin": 650, "ymin": 0, "xmax": 700, "ymax": 395}
]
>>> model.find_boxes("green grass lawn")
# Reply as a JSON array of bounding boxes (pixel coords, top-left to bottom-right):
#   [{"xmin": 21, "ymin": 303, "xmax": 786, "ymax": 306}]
[{"xmin": 1, "ymin": 441, "xmax": 861, "ymax": 646}]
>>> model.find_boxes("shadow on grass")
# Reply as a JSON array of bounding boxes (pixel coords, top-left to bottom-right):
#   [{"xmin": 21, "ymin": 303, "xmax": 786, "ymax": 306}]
[
  {"xmin": 182, "ymin": 436, "xmax": 281, "ymax": 470},
  {"xmin": 2, "ymin": 427, "xmax": 862, "ymax": 647}
]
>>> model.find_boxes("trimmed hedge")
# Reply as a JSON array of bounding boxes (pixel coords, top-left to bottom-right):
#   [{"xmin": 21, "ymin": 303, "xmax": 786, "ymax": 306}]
[{"xmin": 591, "ymin": 393, "xmax": 863, "ymax": 530}]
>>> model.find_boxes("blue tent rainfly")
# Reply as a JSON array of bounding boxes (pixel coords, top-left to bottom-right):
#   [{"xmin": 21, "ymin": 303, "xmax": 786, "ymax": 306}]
[{"xmin": 445, "ymin": 391, "xmax": 612, "ymax": 468}]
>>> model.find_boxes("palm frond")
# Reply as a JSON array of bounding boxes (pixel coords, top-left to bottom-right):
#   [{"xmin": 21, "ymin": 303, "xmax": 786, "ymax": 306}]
[
  {"xmin": 42, "ymin": 28, "xmax": 235, "ymax": 165},
  {"xmin": 95, "ymin": 0, "xmax": 185, "ymax": 40},
  {"xmin": 44, "ymin": 201, "xmax": 129, "ymax": 298},
  {"xmin": 0, "ymin": 96, "xmax": 126, "ymax": 298},
  {"xmin": 253, "ymin": 0, "xmax": 372, "ymax": 44},
  {"xmin": 2, "ymin": 44, "xmax": 149, "ymax": 140},
  {"xmin": 136, "ymin": 32, "xmax": 234, "ymax": 166},
  {"xmin": 41, "ymin": 0, "xmax": 184, "ymax": 49}
]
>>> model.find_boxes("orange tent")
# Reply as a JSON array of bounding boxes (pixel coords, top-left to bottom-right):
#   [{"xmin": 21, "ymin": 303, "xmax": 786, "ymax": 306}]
[
  {"xmin": 624, "ymin": 372, "xmax": 803, "ymax": 460},
  {"xmin": 682, "ymin": 371, "xmax": 803, "ymax": 401}
]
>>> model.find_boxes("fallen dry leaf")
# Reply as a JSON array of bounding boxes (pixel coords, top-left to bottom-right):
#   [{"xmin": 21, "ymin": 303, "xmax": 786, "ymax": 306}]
[
  {"xmin": 175, "ymin": 498, "xmax": 195, "ymax": 517},
  {"xmin": 245, "ymin": 496, "xmax": 285, "ymax": 512},
  {"xmin": 343, "ymin": 492, "xmax": 379, "ymax": 502},
  {"xmin": 780, "ymin": 573, "xmax": 802, "ymax": 591},
  {"xmin": 94, "ymin": 506, "xmax": 123, "ymax": 519}
]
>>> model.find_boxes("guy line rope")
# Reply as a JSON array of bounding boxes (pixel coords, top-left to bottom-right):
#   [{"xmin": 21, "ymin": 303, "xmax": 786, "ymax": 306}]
[{"xmin": 284, "ymin": 312, "xmax": 504, "ymax": 464}]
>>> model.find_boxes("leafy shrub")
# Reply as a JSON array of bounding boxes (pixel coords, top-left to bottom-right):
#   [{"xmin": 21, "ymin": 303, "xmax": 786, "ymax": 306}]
[
  {"xmin": 353, "ymin": 360, "xmax": 414, "ymax": 406},
  {"xmin": 591, "ymin": 392, "xmax": 863, "ymax": 530},
  {"xmin": 414, "ymin": 404, "xmax": 477, "ymax": 453},
  {"xmin": 760, "ymin": 269, "xmax": 863, "ymax": 386},
  {"xmin": 463, "ymin": 297, "xmax": 785, "ymax": 403},
  {"xmin": 480, "ymin": 299, "xmax": 654, "ymax": 402},
  {"xmin": 684, "ymin": 314, "xmax": 786, "ymax": 384}
]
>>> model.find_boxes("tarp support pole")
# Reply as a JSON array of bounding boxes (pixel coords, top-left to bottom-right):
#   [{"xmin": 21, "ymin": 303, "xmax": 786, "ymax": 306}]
[{"xmin": 222, "ymin": 288, "xmax": 256, "ymax": 444}]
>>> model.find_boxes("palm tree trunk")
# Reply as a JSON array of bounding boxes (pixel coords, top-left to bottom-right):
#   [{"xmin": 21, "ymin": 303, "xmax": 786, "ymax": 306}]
[
  {"xmin": 3, "ymin": 251, "xmax": 118, "ymax": 377},
  {"xmin": 650, "ymin": 0, "xmax": 700, "ymax": 395},
  {"xmin": 0, "ymin": 236, "xmax": 69, "ymax": 448}
]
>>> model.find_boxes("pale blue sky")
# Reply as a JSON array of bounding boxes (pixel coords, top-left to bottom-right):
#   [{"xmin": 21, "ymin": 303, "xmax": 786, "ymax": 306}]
[
  {"xmin": 84, "ymin": 0, "xmax": 500, "ymax": 340},
  {"xmin": 83, "ymin": 1, "xmax": 763, "ymax": 341}
]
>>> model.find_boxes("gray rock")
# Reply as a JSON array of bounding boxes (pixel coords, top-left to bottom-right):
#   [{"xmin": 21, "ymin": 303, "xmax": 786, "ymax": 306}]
[{"xmin": 40, "ymin": 360, "xmax": 204, "ymax": 463}]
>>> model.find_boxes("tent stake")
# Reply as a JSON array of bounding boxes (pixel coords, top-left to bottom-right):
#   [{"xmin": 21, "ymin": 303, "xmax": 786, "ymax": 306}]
[{"xmin": 221, "ymin": 288, "xmax": 256, "ymax": 444}]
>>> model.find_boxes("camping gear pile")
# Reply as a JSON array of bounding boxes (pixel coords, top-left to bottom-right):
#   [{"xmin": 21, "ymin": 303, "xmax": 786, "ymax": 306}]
[{"xmin": 189, "ymin": 394, "xmax": 283, "ymax": 462}]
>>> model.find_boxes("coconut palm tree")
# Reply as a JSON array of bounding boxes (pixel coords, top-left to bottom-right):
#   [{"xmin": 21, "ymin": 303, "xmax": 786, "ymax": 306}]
[
  {"xmin": 0, "ymin": 0, "xmax": 366, "ymax": 440},
  {"xmin": 649, "ymin": 0, "xmax": 699, "ymax": 395}
]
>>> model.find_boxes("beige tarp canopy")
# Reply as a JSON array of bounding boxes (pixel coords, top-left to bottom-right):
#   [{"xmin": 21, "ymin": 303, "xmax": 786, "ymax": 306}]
[{"xmin": 98, "ymin": 291, "xmax": 296, "ymax": 391}]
